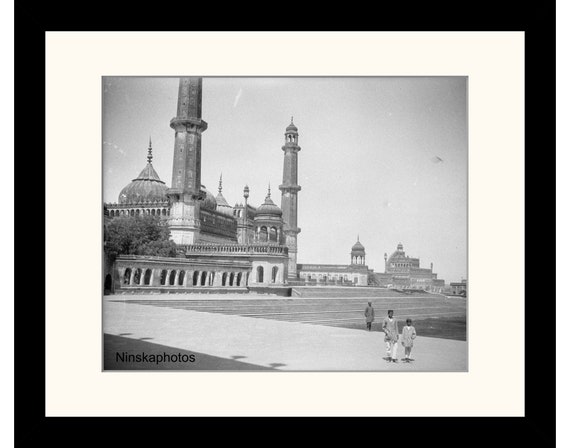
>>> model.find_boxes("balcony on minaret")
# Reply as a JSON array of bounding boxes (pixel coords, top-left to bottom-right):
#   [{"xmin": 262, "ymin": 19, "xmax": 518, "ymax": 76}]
[{"xmin": 169, "ymin": 116, "xmax": 208, "ymax": 133}]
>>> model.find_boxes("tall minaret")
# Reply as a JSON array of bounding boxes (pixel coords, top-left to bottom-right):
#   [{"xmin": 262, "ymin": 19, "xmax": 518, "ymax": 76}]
[
  {"xmin": 279, "ymin": 117, "xmax": 301, "ymax": 279},
  {"xmin": 167, "ymin": 77, "xmax": 208, "ymax": 245}
]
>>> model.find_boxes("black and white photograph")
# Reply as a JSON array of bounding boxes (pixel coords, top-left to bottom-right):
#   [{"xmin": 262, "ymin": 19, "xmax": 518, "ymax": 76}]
[{"xmin": 102, "ymin": 76, "xmax": 468, "ymax": 371}]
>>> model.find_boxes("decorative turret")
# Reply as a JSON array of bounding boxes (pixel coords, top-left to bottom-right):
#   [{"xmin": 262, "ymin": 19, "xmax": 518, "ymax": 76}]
[
  {"xmin": 255, "ymin": 184, "xmax": 284, "ymax": 243},
  {"xmin": 351, "ymin": 235, "xmax": 366, "ymax": 265}
]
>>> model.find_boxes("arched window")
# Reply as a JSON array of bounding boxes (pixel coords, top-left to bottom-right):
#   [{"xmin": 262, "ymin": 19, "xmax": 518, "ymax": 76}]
[
  {"xmin": 222, "ymin": 272, "xmax": 227, "ymax": 286},
  {"xmin": 144, "ymin": 269, "xmax": 152, "ymax": 285},
  {"xmin": 178, "ymin": 271, "xmax": 185, "ymax": 286},
  {"xmin": 133, "ymin": 268, "xmax": 142, "ymax": 285},
  {"xmin": 257, "ymin": 266, "xmax": 264, "ymax": 283},
  {"xmin": 162, "ymin": 209, "xmax": 167, "ymax": 216},
  {"xmin": 269, "ymin": 227, "xmax": 277, "ymax": 242},
  {"xmin": 259, "ymin": 226, "xmax": 268, "ymax": 242},
  {"xmin": 169, "ymin": 270, "xmax": 176, "ymax": 285},
  {"xmin": 151, "ymin": 209, "xmax": 155, "ymax": 216},
  {"xmin": 272, "ymin": 266, "xmax": 278, "ymax": 283},
  {"xmin": 160, "ymin": 270, "xmax": 167, "ymax": 285},
  {"xmin": 229, "ymin": 272, "xmax": 235, "ymax": 286},
  {"xmin": 236, "ymin": 272, "xmax": 242, "ymax": 287},
  {"xmin": 201, "ymin": 271, "xmax": 207, "ymax": 286},
  {"xmin": 123, "ymin": 268, "xmax": 132, "ymax": 285},
  {"xmin": 208, "ymin": 272, "xmax": 214, "ymax": 286},
  {"xmin": 193, "ymin": 271, "xmax": 200, "ymax": 286},
  {"xmin": 136, "ymin": 209, "xmax": 140, "ymax": 215}
]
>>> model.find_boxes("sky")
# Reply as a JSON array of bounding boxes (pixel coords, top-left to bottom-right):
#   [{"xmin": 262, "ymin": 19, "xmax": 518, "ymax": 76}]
[{"xmin": 103, "ymin": 77, "xmax": 467, "ymax": 283}]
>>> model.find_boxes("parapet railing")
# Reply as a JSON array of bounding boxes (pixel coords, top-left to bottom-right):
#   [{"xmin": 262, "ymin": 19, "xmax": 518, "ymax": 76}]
[{"xmin": 182, "ymin": 243, "xmax": 288, "ymax": 255}]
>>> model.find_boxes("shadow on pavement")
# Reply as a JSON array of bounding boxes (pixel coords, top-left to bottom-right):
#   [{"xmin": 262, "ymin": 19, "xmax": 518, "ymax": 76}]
[{"xmin": 104, "ymin": 334, "xmax": 275, "ymax": 371}]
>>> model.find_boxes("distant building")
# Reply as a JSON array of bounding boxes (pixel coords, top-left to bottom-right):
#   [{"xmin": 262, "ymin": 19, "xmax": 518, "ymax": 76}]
[
  {"xmin": 298, "ymin": 237, "xmax": 373, "ymax": 286},
  {"xmin": 450, "ymin": 279, "xmax": 467, "ymax": 295},
  {"xmin": 372, "ymin": 243, "xmax": 445, "ymax": 292}
]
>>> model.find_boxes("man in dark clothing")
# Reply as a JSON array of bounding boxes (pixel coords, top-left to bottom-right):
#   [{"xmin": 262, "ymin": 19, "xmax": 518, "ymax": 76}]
[{"xmin": 364, "ymin": 301, "xmax": 375, "ymax": 331}]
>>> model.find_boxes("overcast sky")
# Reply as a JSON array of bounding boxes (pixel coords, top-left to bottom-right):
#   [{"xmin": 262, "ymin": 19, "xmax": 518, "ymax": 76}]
[{"xmin": 103, "ymin": 77, "xmax": 467, "ymax": 283}]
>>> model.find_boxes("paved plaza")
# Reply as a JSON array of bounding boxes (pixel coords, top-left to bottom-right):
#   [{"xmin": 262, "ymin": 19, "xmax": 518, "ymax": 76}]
[{"xmin": 103, "ymin": 294, "xmax": 467, "ymax": 371}]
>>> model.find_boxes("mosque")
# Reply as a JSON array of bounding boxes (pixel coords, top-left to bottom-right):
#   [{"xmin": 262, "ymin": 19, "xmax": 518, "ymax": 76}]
[{"xmin": 103, "ymin": 77, "xmax": 445, "ymax": 293}]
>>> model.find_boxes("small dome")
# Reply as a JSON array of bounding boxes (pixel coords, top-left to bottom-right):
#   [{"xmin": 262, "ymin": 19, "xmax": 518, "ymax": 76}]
[
  {"xmin": 286, "ymin": 117, "xmax": 298, "ymax": 133},
  {"xmin": 255, "ymin": 186, "xmax": 282, "ymax": 217},
  {"xmin": 351, "ymin": 237, "xmax": 365, "ymax": 254},
  {"xmin": 214, "ymin": 174, "xmax": 234, "ymax": 216}
]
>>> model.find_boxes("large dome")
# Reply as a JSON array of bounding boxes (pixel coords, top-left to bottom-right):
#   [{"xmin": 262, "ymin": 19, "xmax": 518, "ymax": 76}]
[
  {"xmin": 201, "ymin": 186, "xmax": 217, "ymax": 211},
  {"xmin": 387, "ymin": 242, "xmax": 406, "ymax": 263},
  {"xmin": 118, "ymin": 163, "xmax": 168, "ymax": 204}
]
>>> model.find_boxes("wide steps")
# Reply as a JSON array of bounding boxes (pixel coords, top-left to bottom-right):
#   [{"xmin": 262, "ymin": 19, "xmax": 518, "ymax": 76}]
[{"xmin": 291, "ymin": 287, "xmax": 441, "ymax": 300}]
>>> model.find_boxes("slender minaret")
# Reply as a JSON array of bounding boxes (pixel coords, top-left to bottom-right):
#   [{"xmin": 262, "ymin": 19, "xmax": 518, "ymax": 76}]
[
  {"xmin": 279, "ymin": 117, "xmax": 301, "ymax": 279},
  {"xmin": 167, "ymin": 77, "xmax": 208, "ymax": 245}
]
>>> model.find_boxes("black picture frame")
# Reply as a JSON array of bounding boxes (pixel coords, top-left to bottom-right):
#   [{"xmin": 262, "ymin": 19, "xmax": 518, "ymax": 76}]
[{"xmin": 17, "ymin": 2, "xmax": 555, "ymax": 446}]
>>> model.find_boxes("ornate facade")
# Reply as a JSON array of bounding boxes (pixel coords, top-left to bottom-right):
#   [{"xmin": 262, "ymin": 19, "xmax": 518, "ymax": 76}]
[
  {"xmin": 373, "ymin": 243, "xmax": 445, "ymax": 292},
  {"xmin": 104, "ymin": 77, "xmax": 448, "ymax": 293},
  {"xmin": 105, "ymin": 77, "xmax": 292, "ymax": 291}
]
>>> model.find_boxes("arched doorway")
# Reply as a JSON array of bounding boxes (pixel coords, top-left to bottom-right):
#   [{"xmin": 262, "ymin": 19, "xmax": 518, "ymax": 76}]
[
  {"xmin": 201, "ymin": 271, "xmax": 207, "ymax": 286},
  {"xmin": 236, "ymin": 272, "xmax": 242, "ymax": 287},
  {"xmin": 222, "ymin": 272, "xmax": 227, "ymax": 286},
  {"xmin": 257, "ymin": 266, "xmax": 264, "ymax": 283},
  {"xmin": 104, "ymin": 274, "xmax": 112, "ymax": 294},
  {"xmin": 178, "ymin": 271, "xmax": 185, "ymax": 286},
  {"xmin": 272, "ymin": 266, "xmax": 278, "ymax": 283},
  {"xmin": 169, "ymin": 270, "xmax": 176, "ymax": 285}
]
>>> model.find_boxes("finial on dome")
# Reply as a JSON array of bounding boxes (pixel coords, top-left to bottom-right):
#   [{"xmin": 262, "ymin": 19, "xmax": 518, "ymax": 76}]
[
  {"xmin": 147, "ymin": 136, "xmax": 153, "ymax": 164},
  {"xmin": 267, "ymin": 182, "xmax": 271, "ymax": 198},
  {"xmin": 357, "ymin": 234, "xmax": 360, "ymax": 242},
  {"xmin": 218, "ymin": 173, "xmax": 223, "ymax": 193},
  {"xmin": 291, "ymin": 116, "xmax": 294, "ymax": 124}
]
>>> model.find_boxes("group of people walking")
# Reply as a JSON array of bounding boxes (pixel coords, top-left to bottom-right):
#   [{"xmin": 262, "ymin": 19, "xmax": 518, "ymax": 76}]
[{"xmin": 364, "ymin": 302, "xmax": 417, "ymax": 363}]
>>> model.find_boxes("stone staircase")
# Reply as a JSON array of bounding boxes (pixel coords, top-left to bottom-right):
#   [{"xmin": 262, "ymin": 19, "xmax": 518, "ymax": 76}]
[{"xmin": 290, "ymin": 286, "xmax": 442, "ymax": 299}]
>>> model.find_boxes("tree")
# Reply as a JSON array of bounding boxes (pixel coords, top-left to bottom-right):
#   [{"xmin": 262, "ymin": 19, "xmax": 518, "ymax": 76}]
[{"xmin": 104, "ymin": 214, "xmax": 178, "ymax": 257}]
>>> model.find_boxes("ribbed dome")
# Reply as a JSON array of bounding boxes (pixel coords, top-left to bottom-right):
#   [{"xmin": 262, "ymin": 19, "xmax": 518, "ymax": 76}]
[{"xmin": 118, "ymin": 163, "xmax": 168, "ymax": 204}]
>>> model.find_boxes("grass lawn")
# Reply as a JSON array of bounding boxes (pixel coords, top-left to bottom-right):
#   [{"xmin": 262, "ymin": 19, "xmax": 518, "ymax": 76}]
[{"xmin": 335, "ymin": 315, "xmax": 467, "ymax": 341}]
